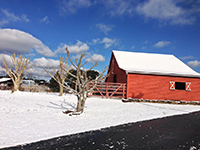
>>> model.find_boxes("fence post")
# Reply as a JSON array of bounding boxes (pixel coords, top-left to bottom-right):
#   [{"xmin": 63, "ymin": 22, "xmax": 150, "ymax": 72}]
[
  {"xmin": 122, "ymin": 84, "xmax": 125, "ymax": 98},
  {"xmin": 106, "ymin": 83, "xmax": 109, "ymax": 98}
]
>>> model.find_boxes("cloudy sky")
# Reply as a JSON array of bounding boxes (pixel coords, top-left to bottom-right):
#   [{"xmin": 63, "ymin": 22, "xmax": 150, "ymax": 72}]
[{"xmin": 0, "ymin": 0, "xmax": 200, "ymax": 79}]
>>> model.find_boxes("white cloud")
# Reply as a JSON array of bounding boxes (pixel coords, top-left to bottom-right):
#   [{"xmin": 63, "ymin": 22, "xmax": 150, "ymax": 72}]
[
  {"xmin": 154, "ymin": 41, "xmax": 171, "ymax": 48},
  {"xmin": 68, "ymin": 41, "xmax": 89, "ymax": 53},
  {"xmin": 0, "ymin": 28, "xmax": 54, "ymax": 57},
  {"xmin": 101, "ymin": 0, "xmax": 134, "ymax": 16},
  {"xmin": 86, "ymin": 54, "xmax": 105, "ymax": 63},
  {"xmin": 41, "ymin": 16, "xmax": 49, "ymax": 24},
  {"xmin": 0, "ymin": 54, "xmax": 13, "ymax": 68},
  {"xmin": 57, "ymin": 0, "xmax": 199, "ymax": 23},
  {"xmin": 0, "ymin": 9, "xmax": 29, "ymax": 26},
  {"xmin": 96, "ymin": 23, "xmax": 114, "ymax": 34},
  {"xmin": 92, "ymin": 37, "xmax": 117, "ymax": 48},
  {"xmin": 2, "ymin": 9, "xmax": 21, "ymax": 22},
  {"xmin": 59, "ymin": 0, "xmax": 92, "ymax": 14},
  {"xmin": 59, "ymin": 0, "xmax": 136, "ymax": 16},
  {"xmin": 31, "ymin": 57, "xmax": 61, "ymax": 79},
  {"xmin": 187, "ymin": 60, "xmax": 200, "ymax": 68},
  {"xmin": 136, "ymin": 0, "xmax": 195, "ymax": 25},
  {"xmin": 0, "ymin": 20, "xmax": 9, "ymax": 26},
  {"xmin": 55, "ymin": 41, "xmax": 89, "ymax": 54},
  {"xmin": 29, "ymin": 67, "xmax": 52, "ymax": 80},
  {"xmin": 71, "ymin": 53, "xmax": 84, "ymax": 60},
  {"xmin": 33, "ymin": 57, "xmax": 59, "ymax": 68},
  {"xmin": 20, "ymin": 14, "xmax": 29, "ymax": 22},
  {"xmin": 180, "ymin": 56, "xmax": 195, "ymax": 60},
  {"xmin": 92, "ymin": 38, "xmax": 100, "ymax": 45},
  {"xmin": 101, "ymin": 37, "xmax": 116, "ymax": 48},
  {"xmin": 55, "ymin": 43, "xmax": 67, "ymax": 54}
]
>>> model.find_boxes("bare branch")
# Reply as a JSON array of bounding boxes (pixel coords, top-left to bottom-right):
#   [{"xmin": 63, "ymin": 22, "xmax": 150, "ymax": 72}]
[
  {"xmin": 43, "ymin": 67, "xmax": 78, "ymax": 95},
  {"xmin": 61, "ymin": 65, "xmax": 77, "ymax": 79},
  {"xmin": 81, "ymin": 61, "xmax": 87, "ymax": 68},
  {"xmin": 66, "ymin": 48, "xmax": 77, "ymax": 69},
  {"xmin": 89, "ymin": 62, "xmax": 98, "ymax": 71}
]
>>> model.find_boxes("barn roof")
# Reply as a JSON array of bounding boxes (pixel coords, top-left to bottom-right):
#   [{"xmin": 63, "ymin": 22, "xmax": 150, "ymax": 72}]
[{"xmin": 112, "ymin": 50, "xmax": 200, "ymax": 78}]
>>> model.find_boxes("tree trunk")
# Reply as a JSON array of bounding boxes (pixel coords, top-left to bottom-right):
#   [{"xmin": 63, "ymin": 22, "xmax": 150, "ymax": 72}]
[
  {"xmin": 59, "ymin": 84, "xmax": 63, "ymax": 96},
  {"xmin": 12, "ymin": 80, "xmax": 20, "ymax": 93},
  {"xmin": 76, "ymin": 94, "xmax": 86, "ymax": 112}
]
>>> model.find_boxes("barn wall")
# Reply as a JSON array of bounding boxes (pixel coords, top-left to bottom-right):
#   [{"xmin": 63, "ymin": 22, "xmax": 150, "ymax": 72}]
[
  {"xmin": 106, "ymin": 53, "xmax": 127, "ymax": 83},
  {"xmin": 127, "ymin": 73, "xmax": 200, "ymax": 101}
]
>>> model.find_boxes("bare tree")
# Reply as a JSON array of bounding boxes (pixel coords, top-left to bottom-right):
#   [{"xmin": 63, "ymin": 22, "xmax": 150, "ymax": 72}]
[
  {"xmin": 45, "ymin": 56, "xmax": 69, "ymax": 96},
  {"xmin": 57, "ymin": 56, "xmax": 70, "ymax": 96},
  {"xmin": 0, "ymin": 53, "xmax": 33, "ymax": 93},
  {"xmin": 44, "ymin": 48, "xmax": 108, "ymax": 114}
]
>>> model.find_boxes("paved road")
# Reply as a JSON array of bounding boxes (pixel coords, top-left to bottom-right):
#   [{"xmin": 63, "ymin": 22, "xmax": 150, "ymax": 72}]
[{"xmin": 2, "ymin": 111, "xmax": 200, "ymax": 150}]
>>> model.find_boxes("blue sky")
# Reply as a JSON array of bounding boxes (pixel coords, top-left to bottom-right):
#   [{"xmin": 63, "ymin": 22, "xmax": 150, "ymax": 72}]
[{"xmin": 0, "ymin": 0, "xmax": 200, "ymax": 79}]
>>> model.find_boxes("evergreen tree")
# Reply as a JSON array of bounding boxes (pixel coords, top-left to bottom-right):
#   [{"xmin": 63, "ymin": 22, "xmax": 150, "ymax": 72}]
[
  {"xmin": 66, "ymin": 69, "xmax": 100, "ymax": 90},
  {"xmin": 48, "ymin": 72, "xmax": 59, "ymax": 92}
]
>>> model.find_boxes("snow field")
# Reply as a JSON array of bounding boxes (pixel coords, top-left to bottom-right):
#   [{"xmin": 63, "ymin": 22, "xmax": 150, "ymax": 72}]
[{"xmin": 0, "ymin": 90, "xmax": 200, "ymax": 148}]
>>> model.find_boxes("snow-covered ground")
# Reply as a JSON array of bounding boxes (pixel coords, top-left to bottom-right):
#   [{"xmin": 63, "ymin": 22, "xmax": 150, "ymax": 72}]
[{"xmin": 0, "ymin": 90, "xmax": 200, "ymax": 148}]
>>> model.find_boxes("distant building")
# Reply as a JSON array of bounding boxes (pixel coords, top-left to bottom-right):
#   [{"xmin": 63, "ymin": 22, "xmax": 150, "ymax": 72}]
[
  {"xmin": 106, "ymin": 50, "xmax": 200, "ymax": 102},
  {"xmin": 0, "ymin": 77, "xmax": 13, "ymax": 90},
  {"xmin": 21, "ymin": 80, "xmax": 35, "ymax": 86}
]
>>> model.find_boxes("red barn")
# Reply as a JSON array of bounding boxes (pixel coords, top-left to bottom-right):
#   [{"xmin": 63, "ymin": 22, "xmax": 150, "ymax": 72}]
[{"xmin": 106, "ymin": 50, "xmax": 200, "ymax": 102}]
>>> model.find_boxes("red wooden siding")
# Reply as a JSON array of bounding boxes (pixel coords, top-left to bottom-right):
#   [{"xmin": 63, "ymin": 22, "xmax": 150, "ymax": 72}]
[
  {"xmin": 106, "ymin": 53, "xmax": 127, "ymax": 83},
  {"xmin": 127, "ymin": 74, "xmax": 200, "ymax": 101}
]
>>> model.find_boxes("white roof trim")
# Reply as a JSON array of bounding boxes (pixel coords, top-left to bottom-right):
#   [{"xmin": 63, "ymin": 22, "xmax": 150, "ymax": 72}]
[{"xmin": 113, "ymin": 50, "xmax": 200, "ymax": 78}]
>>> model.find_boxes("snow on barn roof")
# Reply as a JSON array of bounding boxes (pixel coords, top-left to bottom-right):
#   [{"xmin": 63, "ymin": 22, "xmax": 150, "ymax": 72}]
[{"xmin": 113, "ymin": 50, "xmax": 200, "ymax": 78}]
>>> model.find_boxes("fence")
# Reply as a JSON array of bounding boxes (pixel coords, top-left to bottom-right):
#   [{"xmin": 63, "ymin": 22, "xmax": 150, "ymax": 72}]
[{"xmin": 88, "ymin": 82, "xmax": 126, "ymax": 98}]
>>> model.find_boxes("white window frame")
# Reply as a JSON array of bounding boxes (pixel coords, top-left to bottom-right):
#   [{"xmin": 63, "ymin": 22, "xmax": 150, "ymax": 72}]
[{"xmin": 169, "ymin": 81, "xmax": 191, "ymax": 91}]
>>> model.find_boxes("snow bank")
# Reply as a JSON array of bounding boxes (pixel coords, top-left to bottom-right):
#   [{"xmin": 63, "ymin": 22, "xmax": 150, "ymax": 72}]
[{"xmin": 0, "ymin": 90, "xmax": 199, "ymax": 148}]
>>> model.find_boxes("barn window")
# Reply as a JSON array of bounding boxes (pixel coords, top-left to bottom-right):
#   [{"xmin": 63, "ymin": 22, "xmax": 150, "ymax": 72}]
[
  {"xmin": 113, "ymin": 74, "xmax": 117, "ymax": 83},
  {"xmin": 175, "ymin": 82, "xmax": 185, "ymax": 90},
  {"xmin": 169, "ymin": 81, "xmax": 191, "ymax": 91}
]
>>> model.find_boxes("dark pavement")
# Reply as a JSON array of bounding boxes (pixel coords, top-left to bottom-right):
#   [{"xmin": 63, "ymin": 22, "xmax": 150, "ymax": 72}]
[{"xmin": 2, "ymin": 111, "xmax": 200, "ymax": 150}]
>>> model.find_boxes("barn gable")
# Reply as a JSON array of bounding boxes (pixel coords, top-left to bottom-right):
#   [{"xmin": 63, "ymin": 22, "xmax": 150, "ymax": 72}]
[
  {"xmin": 106, "ymin": 52, "xmax": 127, "ymax": 83},
  {"xmin": 113, "ymin": 50, "xmax": 200, "ymax": 78}
]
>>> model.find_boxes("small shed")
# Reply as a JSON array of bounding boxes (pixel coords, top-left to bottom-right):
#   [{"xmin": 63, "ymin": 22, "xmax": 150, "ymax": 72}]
[{"xmin": 106, "ymin": 50, "xmax": 200, "ymax": 102}]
